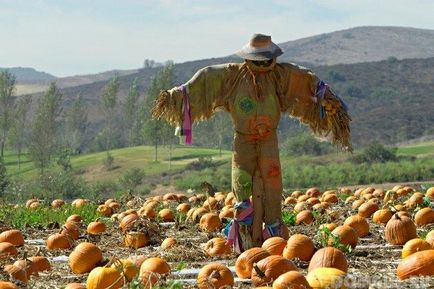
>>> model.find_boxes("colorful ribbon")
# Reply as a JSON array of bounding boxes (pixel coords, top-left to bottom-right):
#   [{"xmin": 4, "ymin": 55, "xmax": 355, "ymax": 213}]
[
  {"xmin": 224, "ymin": 200, "xmax": 253, "ymax": 252},
  {"xmin": 180, "ymin": 85, "xmax": 192, "ymax": 145},
  {"xmin": 262, "ymin": 221, "xmax": 280, "ymax": 239},
  {"xmin": 315, "ymin": 80, "xmax": 349, "ymax": 119}
]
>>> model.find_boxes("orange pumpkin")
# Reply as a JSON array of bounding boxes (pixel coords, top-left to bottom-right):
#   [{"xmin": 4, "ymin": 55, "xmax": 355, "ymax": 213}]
[
  {"xmin": 397, "ymin": 249, "xmax": 434, "ymax": 279},
  {"xmin": 0, "ymin": 230, "xmax": 24, "ymax": 247},
  {"xmin": 372, "ymin": 209, "xmax": 393, "ymax": 225},
  {"xmin": 401, "ymin": 238, "xmax": 432, "ymax": 258},
  {"xmin": 282, "ymin": 234, "xmax": 315, "ymax": 262},
  {"xmin": 343, "ymin": 215, "xmax": 369, "ymax": 237},
  {"xmin": 426, "ymin": 230, "xmax": 434, "ymax": 247},
  {"xmin": 204, "ymin": 237, "xmax": 232, "ymax": 257},
  {"xmin": 197, "ymin": 263, "xmax": 234, "ymax": 289},
  {"xmin": 308, "ymin": 247, "xmax": 348, "ymax": 272},
  {"xmin": 385, "ymin": 214, "xmax": 417, "ymax": 245},
  {"xmin": 139, "ymin": 257, "xmax": 171, "ymax": 288},
  {"xmin": 124, "ymin": 232, "xmax": 149, "ymax": 249},
  {"xmin": 296, "ymin": 210, "xmax": 314, "ymax": 225},
  {"xmin": 251, "ymin": 255, "xmax": 297, "ymax": 287},
  {"xmin": 158, "ymin": 208, "xmax": 175, "ymax": 222},
  {"xmin": 4, "ymin": 264, "xmax": 28, "ymax": 283},
  {"xmin": 46, "ymin": 232, "xmax": 73, "ymax": 250},
  {"xmin": 69, "ymin": 242, "xmax": 103, "ymax": 274},
  {"xmin": 306, "ymin": 267, "xmax": 346, "ymax": 289},
  {"xmin": 0, "ymin": 281, "xmax": 19, "ymax": 289},
  {"xmin": 273, "ymin": 271, "xmax": 312, "ymax": 289},
  {"xmin": 87, "ymin": 220, "xmax": 107, "ymax": 235},
  {"xmin": 62, "ymin": 221, "xmax": 80, "ymax": 240},
  {"xmin": 119, "ymin": 213, "xmax": 139, "ymax": 231},
  {"xmin": 357, "ymin": 201, "xmax": 379, "ymax": 218},
  {"xmin": 329, "ymin": 225, "xmax": 358, "ymax": 249},
  {"xmin": 161, "ymin": 237, "xmax": 177, "ymax": 249},
  {"xmin": 414, "ymin": 207, "xmax": 434, "ymax": 227},
  {"xmin": 199, "ymin": 213, "xmax": 222, "ymax": 232},
  {"xmin": 65, "ymin": 283, "xmax": 86, "ymax": 289},
  {"xmin": 86, "ymin": 266, "xmax": 123, "ymax": 289},
  {"xmin": 28, "ymin": 256, "xmax": 51, "ymax": 273},
  {"xmin": 235, "ymin": 247, "xmax": 270, "ymax": 279},
  {"xmin": 0, "ymin": 242, "xmax": 18, "ymax": 259},
  {"xmin": 262, "ymin": 237, "xmax": 287, "ymax": 256}
]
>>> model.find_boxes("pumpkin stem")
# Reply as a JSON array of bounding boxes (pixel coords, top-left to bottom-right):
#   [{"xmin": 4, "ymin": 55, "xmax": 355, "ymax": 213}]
[
  {"xmin": 253, "ymin": 263, "xmax": 266, "ymax": 278},
  {"xmin": 209, "ymin": 269, "xmax": 221, "ymax": 279}
]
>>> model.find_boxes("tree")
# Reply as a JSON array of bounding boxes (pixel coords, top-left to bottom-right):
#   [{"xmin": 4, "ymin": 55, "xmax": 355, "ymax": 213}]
[
  {"xmin": 66, "ymin": 94, "xmax": 88, "ymax": 154},
  {"xmin": 0, "ymin": 157, "xmax": 8, "ymax": 196},
  {"xmin": 9, "ymin": 95, "xmax": 32, "ymax": 171},
  {"xmin": 142, "ymin": 62, "xmax": 175, "ymax": 162},
  {"xmin": 351, "ymin": 141, "xmax": 397, "ymax": 164},
  {"xmin": 100, "ymin": 76, "xmax": 120, "ymax": 151},
  {"xmin": 28, "ymin": 83, "xmax": 63, "ymax": 174},
  {"xmin": 123, "ymin": 78, "xmax": 140, "ymax": 146},
  {"xmin": 0, "ymin": 71, "xmax": 16, "ymax": 158}
]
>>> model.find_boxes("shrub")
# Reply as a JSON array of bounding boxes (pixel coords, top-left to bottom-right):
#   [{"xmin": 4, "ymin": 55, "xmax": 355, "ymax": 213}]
[
  {"xmin": 119, "ymin": 168, "xmax": 146, "ymax": 191},
  {"xmin": 103, "ymin": 151, "xmax": 115, "ymax": 170},
  {"xmin": 351, "ymin": 141, "xmax": 397, "ymax": 163},
  {"xmin": 283, "ymin": 133, "xmax": 333, "ymax": 156}
]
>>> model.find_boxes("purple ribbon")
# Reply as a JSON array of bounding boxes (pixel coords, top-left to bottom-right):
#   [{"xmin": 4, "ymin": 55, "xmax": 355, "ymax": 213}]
[
  {"xmin": 180, "ymin": 85, "xmax": 192, "ymax": 145},
  {"xmin": 262, "ymin": 221, "xmax": 280, "ymax": 239},
  {"xmin": 316, "ymin": 80, "xmax": 349, "ymax": 119}
]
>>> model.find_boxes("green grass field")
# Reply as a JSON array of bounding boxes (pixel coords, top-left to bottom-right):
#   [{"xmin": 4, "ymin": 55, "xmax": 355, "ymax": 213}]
[
  {"xmin": 4, "ymin": 145, "xmax": 232, "ymax": 182},
  {"xmin": 396, "ymin": 141, "xmax": 434, "ymax": 157}
]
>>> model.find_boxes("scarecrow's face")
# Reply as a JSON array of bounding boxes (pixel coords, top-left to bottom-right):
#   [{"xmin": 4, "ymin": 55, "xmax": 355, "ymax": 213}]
[{"xmin": 250, "ymin": 58, "xmax": 275, "ymax": 67}]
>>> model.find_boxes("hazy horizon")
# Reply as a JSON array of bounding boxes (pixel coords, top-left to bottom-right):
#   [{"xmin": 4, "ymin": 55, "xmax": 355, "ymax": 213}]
[{"xmin": 1, "ymin": 0, "xmax": 434, "ymax": 77}]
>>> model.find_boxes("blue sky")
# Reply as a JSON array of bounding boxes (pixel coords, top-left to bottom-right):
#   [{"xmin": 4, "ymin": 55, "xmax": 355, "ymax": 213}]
[{"xmin": 1, "ymin": 0, "xmax": 433, "ymax": 76}]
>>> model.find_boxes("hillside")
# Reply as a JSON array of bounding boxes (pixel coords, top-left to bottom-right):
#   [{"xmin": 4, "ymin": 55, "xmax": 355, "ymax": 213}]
[
  {"xmin": 0, "ymin": 67, "xmax": 56, "ymax": 81},
  {"xmin": 277, "ymin": 26, "xmax": 434, "ymax": 65}
]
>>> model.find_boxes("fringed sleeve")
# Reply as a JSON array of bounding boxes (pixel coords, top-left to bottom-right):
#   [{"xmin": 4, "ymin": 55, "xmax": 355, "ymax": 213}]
[
  {"xmin": 277, "ymin": 63, "xmax": 352, "ymax": 151},
  {"xmin": 151, "ymin": 64, "xmax": 232, "ymax": 126}
]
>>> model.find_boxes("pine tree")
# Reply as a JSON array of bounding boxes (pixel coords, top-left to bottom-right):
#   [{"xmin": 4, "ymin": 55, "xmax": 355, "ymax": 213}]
[
  {"xmin": 123, "ymin": 78, "xmax": 140, "ymax": 146},
  {"xmin": 0, "ymin": 71, "xmax": 16, "ymax": 158},
  {"xmin": 100, "ymin": 76, "xmax": 119, "ymax": 151},
  {"xmin": 66, "ymin": 94, "xmax": 88, "ymax": 154}
]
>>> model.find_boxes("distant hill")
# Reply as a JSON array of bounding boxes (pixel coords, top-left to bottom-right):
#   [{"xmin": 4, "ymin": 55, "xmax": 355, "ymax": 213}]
[
  {"xmin": 277, "ymin": 26, "xmax": 434, "ymax": 65},
  {"xmin": 0, "ymin": 67, "xmax": 56, "ymax": 81},
  {"xmin": 25, "ymin": 56, "xmax": 434, "ymax": 147}
]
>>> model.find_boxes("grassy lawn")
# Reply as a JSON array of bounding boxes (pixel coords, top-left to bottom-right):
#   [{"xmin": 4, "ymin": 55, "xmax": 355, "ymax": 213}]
[
  {"xmin": 4, "ymin": 146, "xmax": 232, "ymax": 182},
  {"xmin": 396, "ymin": 141, "xmax": 434, "ymax": 157}
]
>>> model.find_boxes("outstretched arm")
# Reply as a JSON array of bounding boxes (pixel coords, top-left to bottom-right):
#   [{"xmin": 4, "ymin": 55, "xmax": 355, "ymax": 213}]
[
  {"xmin": 277, "ymin": 63, "xmax": 352, "ymax": 151},
  {"xmin": 151, "ymin": 64, "xmax": 235, "ymax": 126}
]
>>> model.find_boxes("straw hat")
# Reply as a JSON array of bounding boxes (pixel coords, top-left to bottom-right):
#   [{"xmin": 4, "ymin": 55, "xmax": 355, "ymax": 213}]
[{"xmin": 236, "ymin": 33, "xmax": 283, "ymax": 61}]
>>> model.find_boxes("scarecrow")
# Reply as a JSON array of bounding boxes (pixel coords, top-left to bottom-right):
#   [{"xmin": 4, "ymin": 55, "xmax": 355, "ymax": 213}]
[{"xmin": 152, "ymin": 33, "xmax": 351, "ymax": 253}]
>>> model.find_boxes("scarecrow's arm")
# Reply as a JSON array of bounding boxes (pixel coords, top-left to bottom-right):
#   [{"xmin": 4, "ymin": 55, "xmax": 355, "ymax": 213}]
[
  {"xmin": 151, "ymin": 64, "xmax": 232, "ymax": 126},
  {"xmin": 278, "ymin": 63, "xmax": 352, "ymax": 151}
]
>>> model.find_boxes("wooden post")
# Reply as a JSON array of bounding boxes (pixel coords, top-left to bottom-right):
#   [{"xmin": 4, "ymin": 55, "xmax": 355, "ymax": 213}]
[{"xmin": 252, "ymin": 169, "xmax": 265, "ymax": 247}]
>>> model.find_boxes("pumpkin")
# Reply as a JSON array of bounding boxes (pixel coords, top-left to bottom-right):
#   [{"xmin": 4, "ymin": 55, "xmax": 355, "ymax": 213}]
[
  {"xmin": 401, "ymin": 238, "xmax": 432, "ymax": 258},
  {"xmin": 344, "ymin": 196, "xmax": 356, "ymax": 204},
  {"xmin": 296, "ymin": 210, "xmax": 314, "ymax": 225},
  {"xmin": 29, "ymin": 201, "xmax": 40, "ymax": 208},
  {"xmin": 191, "ymin": 207, "xmax": 209, "ymax": 222},
  {"xmin": 108, "ymin": 201, "xmax": 120, "ymax": 211},
  {"xmin": 87, "ymin": 220, "xmax": 107, "ymax": 235},
  {"xmin": 51, "ymin": 199, "xmax": 65, "ymax": 208},
  {"xmin": 322, "ymin": 194, "xmax": 338, "ymax": 204},
  {"xmin": 397, "ymin": 249, "xmax": 434, "ymax": 279},
  {"xmin": 306, "ymin": 187, "xmax": 321, "ymax": 197},
  {"xmin": 161, "ymin": 237, "xmax": 177, "ymax": 249},
  {"xmin": 224, "ymin": 192, "xmax": 236, "ymax": 205},
  {"xmin": 203, "ymin": 196, "xmax": 218, "ymax": 210},
  {"xmin": 282, "ymin": 234, "xmax": 315, "ymax": 262},
  {"xmin": 351, "ymin": 199, "xmax": 364, "ymax": 210},
  {"xmin": 306, "ymin": 267, "xmax": 346, "ymax": 289},
  {"xmin": 0, "ymin": 242, "xmax": 18, "ymax": 259},
  {"xmin": 291, "ymin": 190, "xmax": 302, "ymax": 198},
  {"xmin": 111, "ymin": 258, "xmax": 138, "ymax": 282},
  {"xmin": 319, "ymin": 223, "xmax": 338, "ymax": 232},
  {"xmin": 272, "ymin": 271, "xmax": 312, "ymax": 289},
  {"xmin": 0, "ymin": 281, "xmax": 18, "ymax": 289},
  {"xmin": 62, "ymin": 221, "xmax": 80, "ymax": 240},
  {"xmin": 357, "ymin": 201, "xmax": 379, "ymax": 218},
  {"xmin": 69, "ymin": 242, "xmax": 103, "ymax": 274},
  {"xmin": 284, "ymin": 196, "xmax": 297, "ymax": 205},
  {"xmin": 204, "ymin": 237, "xmax": 232, "ymax": 257},
  {"xmin": 66, "ymin": 214, "xmax": 83, "ymax": 223},
  {"xmin": 306, "ymin": 197, "xmax": 321, "ymax": 206},
  {"xmin": 13, "ymin": 259, "xmax": 34, "ymax": 277},
  {"xmin": 139, "ymin": 257, "xmax": 171, "ymax": 286},
  {"xmin": 72, "ymin": 198, "xmax": 87, "ymax": 208},
  {"xmin": 219, "ymin": 208, "xmax": 235, "ymax": 220},
  {"xmin": 176, "ymin": 203, "xmax": 190, "ymax": 213},
  {"xmin": 158, "ymin": 208, "xmax": 175, "ymax": 222},
  {"xmin": 119, "ymin": 213, "xmax": 139, "ymax": 231},
  {"xmin": 235, "ymin": 247, "xmax": 270, "ymax": 279},
  {"xmin": 199, "ymin": 213, "xmax": 222, "ymax": 232},
  {"xmin": 97, "ymin": 205, "xmax": 112, "ymax": 217},
  {"xmin": 4, "ymin": 264, "xmax": 28, "ymax": 283},
  {"xmin": 385, "ymin": 214, "xmax": 417, "ymax": 245},
  {"xmin": 414, "ymin": 207, "xmax": 434, "ymax": 226},
  {"xmin": 343, "ymin": 215, "xmax": 369, "ymax": 237},
  {"xmin": 294, "ymin": 202, "xmax": 309, "ymax": 213},
  {"xmin": 197, "ymin": 263, "xmax": 234, "ymax": 289},
  {"xmin": 124, "ymin": 232, "xmax": 149, "ymax": 249},
  {"xmin": 426, "ymin": 187, "xmax": 434, "ymax": 199},
  {"xmin": 163, "ymin": 192, "xmax": 178, "ymax": 201},
  {"xmin": 139, "ymin": 207, "xmax": 156, "ymax": 219},
  {"xmin": 329, "ymin": 225, "xmax": 358, "ymax": 249},
  {"xmin": 28, "ymin": 256, "xmax": 51, "ymax": 273},
  {"xmin": 308, "ymin": 247, "xmax": 348, "ymax": 272},
  {"xmin": 86, "ymin": 266, "xmax": 123, "ymax": 289},
  {"xmin": 0, "ymin": 230, "xmax": 24, "ymax": 247},
  {"xmin": 372, "ymin": 209, "xmax": 393, "ymax": 224},
  {"xmin": 406, "ymin": 192, "xmax": 425, "ymax": 207},
  {"xmin": 46, "ymin": 232, "xmax": 73, "ymax": 250},
  {"xmin": 251, "ymin": 255, "xmax": 297, "ymax": 287},
  {"xmin": 262, "ymin": 237, "xmax": 287, "ymax": 256},
  {"xmin": 426, "ymin": 230, "xmax": 434, "ymax": 247}
]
